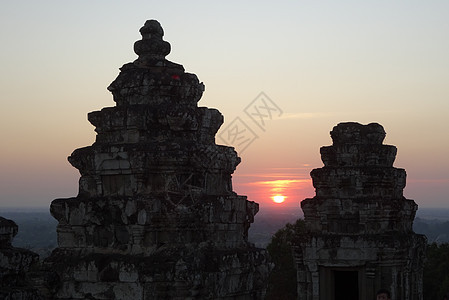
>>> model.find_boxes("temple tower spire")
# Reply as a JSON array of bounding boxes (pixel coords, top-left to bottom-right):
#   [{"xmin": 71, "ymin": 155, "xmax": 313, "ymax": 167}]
[
  {"xmin": 296, "ymin": 122, "xmax": 426, "ymax": 300},
  {"xmin": 46, "ymin": 20, "xmax": 269, "ymax": 299}
]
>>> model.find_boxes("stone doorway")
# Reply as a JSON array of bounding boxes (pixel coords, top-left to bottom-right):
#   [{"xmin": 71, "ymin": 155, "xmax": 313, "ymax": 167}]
[
  {"xmin": 334, "ymin": 270, "xmax": 358, "ymax": 300},
  {"xmin": 320, "ymin": 267, "xmax": 362, "ymax": 300}
]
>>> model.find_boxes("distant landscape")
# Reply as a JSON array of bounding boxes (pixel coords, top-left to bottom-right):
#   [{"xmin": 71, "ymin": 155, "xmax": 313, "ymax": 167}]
[
  {"xmin": 250, "ymin": 206, "xmax": 449, "ymax": 247},
  {"xmin": 0, "ymin": 209, "xmax": 57, "ymax": 258},
  {"xmin": 0, "ymin": 206, "xmax": 448, "ymax": 257}
]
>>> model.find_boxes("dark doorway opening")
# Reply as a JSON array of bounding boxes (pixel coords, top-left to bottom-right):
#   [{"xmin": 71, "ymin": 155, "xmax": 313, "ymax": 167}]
[{"xmin": 334, "ymin": 270, "xmax": 359, "ymax": 300}]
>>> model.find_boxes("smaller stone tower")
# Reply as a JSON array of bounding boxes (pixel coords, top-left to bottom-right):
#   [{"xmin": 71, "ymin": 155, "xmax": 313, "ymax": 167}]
[{"xmin": 296, "ymin": 122, "xmax": 426, "ymax": 300}]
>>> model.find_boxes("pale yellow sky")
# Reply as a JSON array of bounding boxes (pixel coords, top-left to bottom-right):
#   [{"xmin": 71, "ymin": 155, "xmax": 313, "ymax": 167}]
[{"xmin": 1, "ymin": 1, "xmax": 448, "ymax": 208}]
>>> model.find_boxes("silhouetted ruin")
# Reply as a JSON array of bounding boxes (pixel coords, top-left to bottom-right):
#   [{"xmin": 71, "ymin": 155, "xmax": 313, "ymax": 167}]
[
  {"xmin": 0, "ymin": 217, "xmax": 40, "ymax": 299},
  {"xmin": 38, "ymin": 20, "xmax": 271, "ymax": 299},
  {"xmin": 296, "ymin": 122, "xmax": 426, "ymax": 300}
]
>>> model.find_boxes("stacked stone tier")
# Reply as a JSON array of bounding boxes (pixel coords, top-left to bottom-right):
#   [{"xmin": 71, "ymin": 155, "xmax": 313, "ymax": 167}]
[
  {"xmin": 301, "ymin": 197, "xmax": 417, "ymax": 235},
  {"xmin": 298, "ymin": 233, "xmax": 425, "ymax": 265},
  {"xmin": 88, "ymin": 105, "xmax": 221, "ymax": 145},
  {"xmin": 320, "ymin": 144, "xmax": 397, "ymax": 167},
  {"xmin": 69, "ymin": 143, "xmax": 239, "ymax": 197},
  {"xmin": 311, "ymin": 166, "xmax": 406, "ymax": 199},
  {"xmin": 108, "ymin": 63, "xmax": 204, "ymax": 106},
  {"xmin": 330, "ymin": 122, "xmax": 386, "ymax": 145},
  {"xmin": 47, "ymin": 246, "xmax": 268, "ymax": 299},
  {"xmin": 51, "ymin": 194, "xmax": 257, "ymax": 252}
]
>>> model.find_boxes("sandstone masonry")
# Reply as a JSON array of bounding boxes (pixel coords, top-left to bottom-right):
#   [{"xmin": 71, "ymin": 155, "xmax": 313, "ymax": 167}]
[
  {"xmin": 0, "ymin": 217, "xmax": 41, "ymax": 299},
  {"xmin": 295, "ymin": 122, "xmax": 426, "ymax": 300},
  {"xmin": 44, "ymin": 20, "xmax": 270, "ymax": 299}
]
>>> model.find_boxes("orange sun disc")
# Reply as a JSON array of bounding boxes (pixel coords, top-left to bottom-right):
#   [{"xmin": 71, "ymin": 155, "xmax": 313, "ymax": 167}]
[{"xmin": 272, "ymin": 195, "xmax": 286, "ymax": 203}]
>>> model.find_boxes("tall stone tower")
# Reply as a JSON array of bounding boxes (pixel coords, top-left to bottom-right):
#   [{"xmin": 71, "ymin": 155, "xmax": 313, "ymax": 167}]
[
  {"xmin": 46, "ymin": 20, "xmax": 269, "ymax": 299},
  {"xmin": 296, "ymin": 122, "xmax": 426, "ymax": 300}
]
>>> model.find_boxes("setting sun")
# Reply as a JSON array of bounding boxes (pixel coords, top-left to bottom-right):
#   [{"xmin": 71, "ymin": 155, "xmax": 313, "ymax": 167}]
[{"xmin": 272, "ymin": 195, "xmax": 286, "ymax": 204}]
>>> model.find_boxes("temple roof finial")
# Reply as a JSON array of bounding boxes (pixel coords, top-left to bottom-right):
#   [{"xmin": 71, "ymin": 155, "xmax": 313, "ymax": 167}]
[{"xmin": 134, "ymin": 20, "xmax": 171, "ymax": 66}]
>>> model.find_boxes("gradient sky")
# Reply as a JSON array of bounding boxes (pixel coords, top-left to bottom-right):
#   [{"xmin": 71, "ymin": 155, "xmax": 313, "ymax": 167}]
[{"xmin": 1, "ymin": 1, "xmax": 448, "ymax": 210}]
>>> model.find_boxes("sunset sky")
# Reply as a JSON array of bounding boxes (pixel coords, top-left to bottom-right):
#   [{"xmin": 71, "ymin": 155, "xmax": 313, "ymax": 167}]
[{"xmin": 1, "ymin": 1, "xmax": 448, "ymax": 211}]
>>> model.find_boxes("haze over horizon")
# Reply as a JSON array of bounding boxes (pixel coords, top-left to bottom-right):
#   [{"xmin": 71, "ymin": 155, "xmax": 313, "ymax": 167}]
[{"xmin": 1, "ymin": 1, "xmax": 448, "ymax": 210}]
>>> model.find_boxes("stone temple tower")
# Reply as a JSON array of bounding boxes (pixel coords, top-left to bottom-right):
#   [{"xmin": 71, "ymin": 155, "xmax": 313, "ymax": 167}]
[
  {"xmin": 46, "ymin": 20, "xmax": 269, "ymax": 299},
  {"xmin": 295, "ymin": 122, "xmax": 426, "ymax": 300}
]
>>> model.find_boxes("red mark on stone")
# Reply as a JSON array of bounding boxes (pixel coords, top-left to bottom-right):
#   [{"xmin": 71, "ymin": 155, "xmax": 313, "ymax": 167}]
[{"xmin": 171, "ymin": 75, "xmax": 180, "ymax": 80}]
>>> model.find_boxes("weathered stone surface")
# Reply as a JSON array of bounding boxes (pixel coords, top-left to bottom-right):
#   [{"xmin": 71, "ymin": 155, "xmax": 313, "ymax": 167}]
[
  {"xmin": 0, "ymin": 216, "xmax": 41, "ymax": 300},
  {"xmin": 0, "ymin": 216, "xmax": 18, "ymax": 248},
  {"xmin": 46, "ymin": 20, "xmax": 269, "ymax": 299},
  {"xmin": 295, "ymin": 122, "xmax": 426, "ymax": 300}
]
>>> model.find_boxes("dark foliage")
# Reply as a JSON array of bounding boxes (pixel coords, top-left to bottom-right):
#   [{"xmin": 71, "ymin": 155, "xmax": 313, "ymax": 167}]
[
  {"xmin": 423, "ymin": 243, "xmax": 449, "ymax": 299},
  {"xmin": 265, "ymin": 219, "xmax": 306, "ymax": 300}
]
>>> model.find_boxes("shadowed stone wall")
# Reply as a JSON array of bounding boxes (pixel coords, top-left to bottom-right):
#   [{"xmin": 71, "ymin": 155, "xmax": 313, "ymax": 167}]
[
  {"xmin": 0, "ymin": 217, "xmax": 41, "ymax": 299},
  {"xmin": 295, "ymin": 122, "xmax": 426, "ymax": 300},
  {"xmin": 44, "ymin": 20, "xmax": 270, "ymax": 299}
]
